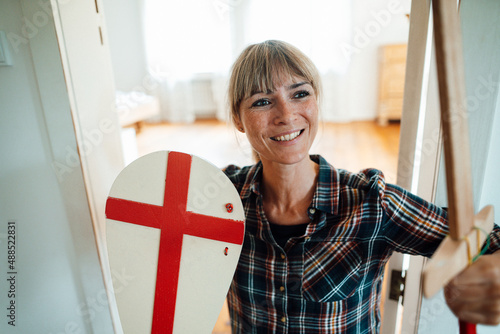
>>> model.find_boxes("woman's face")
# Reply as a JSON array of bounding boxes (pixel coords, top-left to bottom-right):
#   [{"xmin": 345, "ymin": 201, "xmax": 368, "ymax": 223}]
[{"xmin": 235, "ymin": 73, "xmax": 319, "ymax": 166}]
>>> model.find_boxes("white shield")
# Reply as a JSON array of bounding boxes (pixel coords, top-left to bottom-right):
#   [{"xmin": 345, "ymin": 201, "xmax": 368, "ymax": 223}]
[{"xmin": 105, "ymin": 151, "xmax": 245, "ymax": 333}]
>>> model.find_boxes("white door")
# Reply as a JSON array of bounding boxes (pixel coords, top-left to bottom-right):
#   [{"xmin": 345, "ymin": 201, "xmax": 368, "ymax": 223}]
[
  {"xmin": 50, "ymin": 0, "xmax": 126, "ymax": 331},
  {"xmin": 0, "ymin": 0, "xmax": 122, "ymax": 332},
  {"xmin": 381, "ymin": 0, "xmax": 435, "ymax": 332}
]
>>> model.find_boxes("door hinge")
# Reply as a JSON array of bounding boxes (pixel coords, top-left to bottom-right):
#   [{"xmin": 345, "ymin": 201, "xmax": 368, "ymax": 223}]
[{"xmin": 389, "ymin": 269, "xmax": 406, "ymax": 304}]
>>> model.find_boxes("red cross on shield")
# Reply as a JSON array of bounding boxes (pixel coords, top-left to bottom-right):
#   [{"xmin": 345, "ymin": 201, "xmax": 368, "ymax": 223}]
[{"xmin": 105, "ymin": 151, "xmax": 245, "ymax": 333}]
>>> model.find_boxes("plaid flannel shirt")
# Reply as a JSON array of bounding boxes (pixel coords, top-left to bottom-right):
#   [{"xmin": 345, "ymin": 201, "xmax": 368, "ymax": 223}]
[{"xmin": 224, "ymin": 155, "xmax": 500, "ymax": 333}]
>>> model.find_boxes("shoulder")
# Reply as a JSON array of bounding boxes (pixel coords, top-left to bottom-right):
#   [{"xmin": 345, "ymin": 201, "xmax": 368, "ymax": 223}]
[
  {"xmin": 223, "ymin": 164, "xmax": 253, "ymax": 182},
  {"xmin": 338, "ymin": 168, "xmax": 386, "ymax": 191},
  {"xmin": 338, "ymin": 167, "xmax": 413, "ymax": 205},
  {"xmin": 340, "ymin": 166, "xmax": 446, "ymax": 222},
  {"xmin": 314, "ymin": 154, "xmax": 388, "ymax": 194},
  {"xmin": 313, "ymin": 154, "xmax": 411, "ymax": 208},
  {"xmin": 223, "ymin": 163, "xmax": 260, "ymax": 194}
]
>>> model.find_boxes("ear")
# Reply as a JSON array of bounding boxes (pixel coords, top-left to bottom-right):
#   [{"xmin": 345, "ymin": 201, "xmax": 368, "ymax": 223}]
[{"xmin": 234, "ymin": 116, "xmax": 245, "ymax": 133}]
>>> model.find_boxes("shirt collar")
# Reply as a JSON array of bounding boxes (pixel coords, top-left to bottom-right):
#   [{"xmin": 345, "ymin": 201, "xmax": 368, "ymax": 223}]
[
  {"xmin": 310, "ymin": 155, "xmax": 339, "ymax": 216},
  {"xmin": 240, "ymin": 161, "xmax": 263, "ymax": 199},
  {"xmin": 241, "ymin": 155, "xmax": 339, "ymax": 216}
]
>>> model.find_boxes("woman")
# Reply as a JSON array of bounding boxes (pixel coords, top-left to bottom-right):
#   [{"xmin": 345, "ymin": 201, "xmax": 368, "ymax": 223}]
[{"xmin": 224, "ymin": 40, "xmax": 500, "ymax": 333}]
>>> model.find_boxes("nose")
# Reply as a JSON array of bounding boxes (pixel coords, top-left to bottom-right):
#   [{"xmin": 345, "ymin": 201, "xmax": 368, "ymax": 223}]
[{"xmin": 274, "ymin": 98, "xmax": 297, "ymax": 125}]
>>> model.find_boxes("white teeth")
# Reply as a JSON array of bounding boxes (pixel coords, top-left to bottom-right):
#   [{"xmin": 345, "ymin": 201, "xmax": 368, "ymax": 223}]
[{"xmin": 273, "ymin": 130, "xmax": 301, "ymax": 142}]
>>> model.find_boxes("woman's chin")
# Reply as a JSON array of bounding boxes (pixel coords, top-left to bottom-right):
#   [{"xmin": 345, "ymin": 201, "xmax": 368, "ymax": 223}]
[{"xmin": 261, "ymin": 152, "xmax": 311, "ymax": 167}]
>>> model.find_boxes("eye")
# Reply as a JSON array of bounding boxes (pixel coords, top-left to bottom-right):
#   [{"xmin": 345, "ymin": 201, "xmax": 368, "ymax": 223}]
[
  {"xmin": 251, "ymin": 99, "xmax": 271, "ymax": 107},
  {"xmin": 293, "ymin": 90, "xmax": 310, "ymax": 99}
]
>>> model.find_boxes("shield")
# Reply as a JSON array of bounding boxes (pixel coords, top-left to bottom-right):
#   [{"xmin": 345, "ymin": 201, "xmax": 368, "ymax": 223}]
[{"xmin": 105, "ymin": 151, "xmax": 245, "ymax": 333}]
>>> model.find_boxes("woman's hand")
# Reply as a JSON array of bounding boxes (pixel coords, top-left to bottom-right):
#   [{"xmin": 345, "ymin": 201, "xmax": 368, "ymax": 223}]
[{"xmin": 444, "ymin": 251, "xmax": 500, "ymax": 325}]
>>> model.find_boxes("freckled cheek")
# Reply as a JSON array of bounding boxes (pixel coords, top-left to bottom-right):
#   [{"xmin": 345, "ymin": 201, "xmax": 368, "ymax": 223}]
[
  {"xmin": 242, "ymin": 114, "xmax": 270, "ymax": 135},
  {"xmin": 304, "ymin": 105, "xmax": 319, "ymax": 122},
  {"xmin": 306, "ymin": 107, "xmax": 319, "ymax": 138}
]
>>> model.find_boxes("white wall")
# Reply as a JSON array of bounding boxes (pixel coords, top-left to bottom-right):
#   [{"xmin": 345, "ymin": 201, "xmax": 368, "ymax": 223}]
[
  {"xmin": 101, "ymin": 0, "xmax": 148, "ymax": 93},
  {"xmin": 0, "ymin": 0, "xmax": 114, "ymax": 332},
  {"xmin": 464, "ymin": 5, "xmax": 500, "ymax": 331},
  {"xmin": 479, "ymin": 88, "xmax": 500, "ymax": 242},
  {"xmin": 476, "ymin": 82, "xmax": 500, "ymax": 334}
]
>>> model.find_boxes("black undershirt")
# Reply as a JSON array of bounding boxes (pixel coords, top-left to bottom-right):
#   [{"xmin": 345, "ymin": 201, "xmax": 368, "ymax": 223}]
[{"xmin": 269, "ymin": 222, "xmax": 309, "ymax": 248}]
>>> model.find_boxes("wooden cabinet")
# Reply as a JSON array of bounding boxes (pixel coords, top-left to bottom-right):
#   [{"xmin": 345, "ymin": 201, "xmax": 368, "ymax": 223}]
[{"xmin": 377, "ymin": 44, "xmax": 407, "ymax": 125}]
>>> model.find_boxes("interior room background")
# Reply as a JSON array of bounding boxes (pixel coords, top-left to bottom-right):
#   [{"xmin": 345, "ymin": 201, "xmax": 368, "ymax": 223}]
[
  {"xmin": 103, "ymin": 0, "xmax": 411, "ymax": 128},
  {"xmin": 2, "ymin": 1, "xmax": 500, "ymax": 333},
  {"xmin": 100, "ymin": 3, "xmax": 411, "ymax": 330}
]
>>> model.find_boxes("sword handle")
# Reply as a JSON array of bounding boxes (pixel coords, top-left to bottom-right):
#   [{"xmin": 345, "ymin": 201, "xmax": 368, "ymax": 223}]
[{"xmin": 459, "ymin": 320, "xmax": 476, "ymax": 334}]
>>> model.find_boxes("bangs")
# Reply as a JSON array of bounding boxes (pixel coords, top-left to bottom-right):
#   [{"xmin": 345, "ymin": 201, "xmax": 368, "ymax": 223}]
[
  {"xmin": 242, "ymin": 49, "xmax": 300, "ymax": 99},
  {"xmin": 229, "ymin": 40, "xmax": 321, "ymax": 123}
]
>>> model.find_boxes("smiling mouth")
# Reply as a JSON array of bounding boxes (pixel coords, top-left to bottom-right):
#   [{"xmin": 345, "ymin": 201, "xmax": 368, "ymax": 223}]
[{"xmin": 271, "ymin": 130, "xmax": 304, "ymax": 142}]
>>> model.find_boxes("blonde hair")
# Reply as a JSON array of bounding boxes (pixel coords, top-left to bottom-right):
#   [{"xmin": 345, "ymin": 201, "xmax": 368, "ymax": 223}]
[{"xmin": 228, "ymin": 40, "xmax": 322, "ymax": 127}]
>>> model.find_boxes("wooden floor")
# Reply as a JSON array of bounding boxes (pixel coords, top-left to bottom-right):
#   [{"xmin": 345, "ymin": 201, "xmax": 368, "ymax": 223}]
[
  {"xmin": 134, "ymin": 119, "xmax": 401, "ymax": 333},
  {"xmin": 136, "ymin": 119, "xmax": 400, "ymax": 183}
]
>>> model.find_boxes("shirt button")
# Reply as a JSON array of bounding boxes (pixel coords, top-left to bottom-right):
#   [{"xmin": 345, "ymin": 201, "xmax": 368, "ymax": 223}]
[
  {"xmin": 280, "ymin": 253, "xmax": 286, "ymax": 259},
  {"xmin": 280, "ymin": 286, "xmax": 285, "ymax": 292},
  {"xmin": 309, "ymin": 207, "xmax": 316, "ymax": 215},
  {"xmin": 281, "ymin": 316, "xmax": 286, "ymax": 323}
]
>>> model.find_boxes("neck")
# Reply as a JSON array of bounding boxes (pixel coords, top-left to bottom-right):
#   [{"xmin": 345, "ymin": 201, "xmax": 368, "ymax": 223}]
[{"xmin": 260, "ymin": 156, "xmax": 319, "ymax": 225}]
